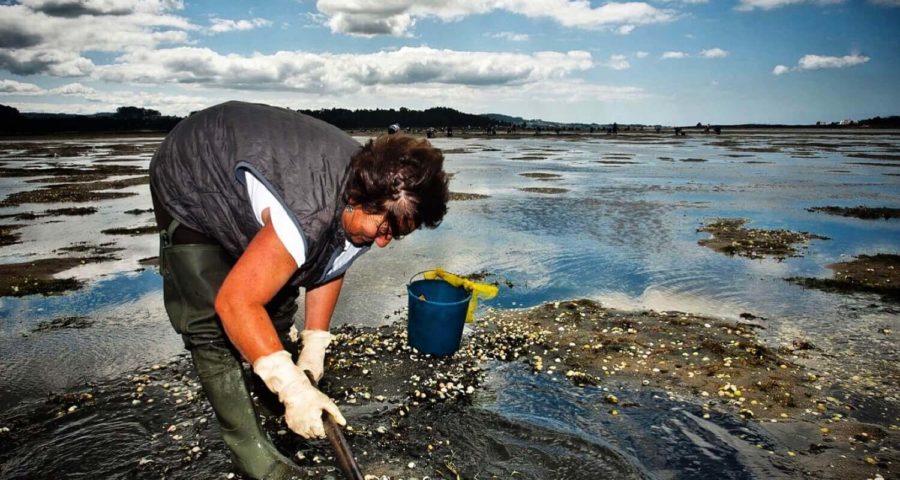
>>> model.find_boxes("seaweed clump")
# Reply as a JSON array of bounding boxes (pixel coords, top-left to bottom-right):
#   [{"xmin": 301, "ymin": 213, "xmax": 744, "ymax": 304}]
[{"xmin": 698, "ymin": 218, "xmax": 828, "ymax": 260}]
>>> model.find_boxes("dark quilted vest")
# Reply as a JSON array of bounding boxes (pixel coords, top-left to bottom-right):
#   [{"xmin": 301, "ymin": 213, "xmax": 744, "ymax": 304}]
[{"xmin": 149, "ymin": 101, "xmax": 361, "ymax": 287}]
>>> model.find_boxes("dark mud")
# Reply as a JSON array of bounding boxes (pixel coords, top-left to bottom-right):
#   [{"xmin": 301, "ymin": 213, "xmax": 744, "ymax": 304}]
[
  {"xmin": 138, "ymin": 256, "xmax": 160, "ymax": 267},
  {"xmin": 846, "ymin": 152, "xmax": 900, "ymax": 161},
  {"xmin": 46, "ymin": 206, "xmax": 98, "ymax": 216},
  {"xmin": 0, "ymin": 223, "xmax": 24, "ymax": 247},
  {"xmin": 518, "ymin": 187, "xmax": 569, "ymax": 194},
  {"xmin": 728, "ymin": 147, "xmax": 782, "ymax": 153},
  {"xmin": 595, "ymin": 160, "xmax": 636, "ymax": 165},
  {"xmin": 56, "ymin": 241, "xmax": 124, "ymax": 256},
  {"xmin": 30, "ymin": 316, "xmax": 95, "ymax": 334},
  {"xmin": 807, "ymin": 206, "xmax": 900, "ymax": 220},
  {"xmin": 519, "ymin": 172, "xmax": 562, "ymax": 180},
  {"xmin": 0, "ymin": 176, "xmax": 148, "ymax": 207},
  {"xmin": 101, "ymin": 225, "xmax": 158, "ymax": 236},
  {"xmin": 788, "ymin": 254, "xmax": 900, "ymax": 301},
  {"xmin": 0, "ymin": 256, "xmax": 114, "ymax": 297},
  {"xmin": 449, "ymin": 192, "xmax": 490, "ymax": 201},
  {"xmin": 2, "ymin": 300, "xmax": 895, "ymax": 479},
  {"xmin": 0, "ymin": 164, "xmax": 144, "ymax": 179},
  {"xmin": 698, "ymin": 218, "xmax": 828, "ymax": 260},
  {"xmin": 680, "ymin": 158, "xmax": 708, "ymax": 162},
  {"xmin": 125, "ymin": 208, "xmax": 154, "ymax": 215},
  {"xmin": 26, "ymin": 174, "xmax": 111, "ymax": 184},
  {"xmin": 0, "ymin": 207, "xmax": 98, "ymax": 222},
  {"xmin": 510, "ymin": 155, "xmax": 549, "ymax": 161},
  {"xmin": 847, "ymin": 162, "xmax": 900, "ymax": 168}
]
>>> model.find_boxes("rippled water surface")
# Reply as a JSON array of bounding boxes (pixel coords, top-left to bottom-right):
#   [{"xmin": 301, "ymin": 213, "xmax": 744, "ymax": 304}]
[{"xmin": 1, "ymin": 131, "xmax": 898, "ymax": 478}]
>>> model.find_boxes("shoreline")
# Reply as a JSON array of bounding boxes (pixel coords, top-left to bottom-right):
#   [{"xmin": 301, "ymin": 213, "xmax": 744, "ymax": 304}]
[{"xmin": 2, "ymin": 127, "xmax": 900, "ymax": 141}]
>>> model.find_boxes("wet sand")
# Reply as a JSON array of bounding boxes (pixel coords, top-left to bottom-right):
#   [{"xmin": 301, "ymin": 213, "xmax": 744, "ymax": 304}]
[
  {"xmin": 2, "ymin": 300, "xmax": 895, "ymax": 479},
  {"xmin": 789, "ymin": 254, "xmax": 900, "ymax": 301}
]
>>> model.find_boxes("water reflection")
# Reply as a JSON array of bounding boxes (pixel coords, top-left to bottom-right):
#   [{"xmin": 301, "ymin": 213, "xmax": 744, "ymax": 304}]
[{"xmin": 479, "ymin": 362, "xmax": 793, "ymax": 479}]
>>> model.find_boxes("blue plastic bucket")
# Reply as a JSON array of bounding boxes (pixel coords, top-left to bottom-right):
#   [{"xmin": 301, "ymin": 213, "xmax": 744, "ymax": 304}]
[{"xmin": 407, "ymin": 274, "xmax": 471, "ymax": 357}]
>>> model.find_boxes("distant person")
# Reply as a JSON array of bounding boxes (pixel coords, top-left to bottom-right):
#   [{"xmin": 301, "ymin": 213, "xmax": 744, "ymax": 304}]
[
  {"xmin": 150, "ymin": 101, "xmax": 448, "ymax": 479},
  {"xmin": 674, "ymin": 127, "xmax": 685, "ymax": 136},
  {"xmin": 612, "ymin": 122, "xmax": 619, "ymax": 135},
  {"xmin": 714, "ymin": 126, "xmax": 722, "ymax": 135}
]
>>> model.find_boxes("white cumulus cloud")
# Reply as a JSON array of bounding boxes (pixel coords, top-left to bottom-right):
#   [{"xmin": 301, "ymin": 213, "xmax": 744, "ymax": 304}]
[
  {"xmin": 635, "ymin": 51, "xmax": 649, "ymax": 58},
  {"xmin": 0, "ymin": 79, "xmax": 44, "ymax": 94},
  {"xmin": 798, "ymin": 53, "xmax": 869, "ymax": 70},
  {"xmin": 736, "ymin": 0, "xmax": 844, "ymax": 11},
  {"xmin": 208, "ymin": 18, "xmax": 272, "ymax": 34},
  {"xmin": 94, "ymin": 46, "xmax": 595, "ymax": 92},
  {"xmin": 50, "ymin": 82, "xmax": 97, "ymax": 95},
  {"xmin": 315, "ymin": 0, "xmax": 675, "ymax": 37},
  {"xmin": 0, "ymin": 1, "xmax": 195, "ymax": 76},
  {"xmin": 601, "ymin": 54, "xmax": 631, "ymax": 70},
  {"xmin": 699, "ymin": 47, "xmax": 728, "ymax": 58},
  {"xmin": 772, "ymin": 53, "xmax": 870, "ymax": 75},
  {"xmin": 489, "ymin": 31, "xmax": 530, "ymax": 41},
  {"xmin": 661, "ymin": 51, "xmax": 688, "ymax": 59}
]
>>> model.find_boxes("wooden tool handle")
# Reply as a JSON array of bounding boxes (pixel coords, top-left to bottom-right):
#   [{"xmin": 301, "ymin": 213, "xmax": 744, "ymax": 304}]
[{"xmin": 304, "ymin": 370, "xmax": 365, "ymax": 480}]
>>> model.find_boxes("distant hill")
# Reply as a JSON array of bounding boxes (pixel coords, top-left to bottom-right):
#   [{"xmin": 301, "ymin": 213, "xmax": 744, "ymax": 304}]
[
  {"xmin": 482, "ymin": 113, "xmax": 605, "ymax": 129},
  {"xmin": 1, "ymin": 105, "xmax": 181, "ymax": 135},
  {"xmin": 482, "ymin": 113, "xmax": 527, "ymax": 125},
  {"xmin": 298, "ymin": 106, "xmax": 502, "ymax": 129},
  {"xmin": 859, "ymin": 116, "xmax": 900, "ymax": 128}
]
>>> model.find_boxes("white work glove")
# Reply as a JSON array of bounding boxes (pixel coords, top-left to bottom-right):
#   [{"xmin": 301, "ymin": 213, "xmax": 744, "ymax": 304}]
[
  {"xmin": 296, "ymin": 329, "xmax": 332, "ymax": 382},
  {"xmin": 253, "ymin": 350, "xmax": 346, "ymax": 439}
]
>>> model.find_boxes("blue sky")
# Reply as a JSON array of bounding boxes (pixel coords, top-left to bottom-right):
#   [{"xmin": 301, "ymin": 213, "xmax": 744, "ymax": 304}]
[{"xmin": 0, "ymin": 0, "xmax": 898, "ymax": 124}]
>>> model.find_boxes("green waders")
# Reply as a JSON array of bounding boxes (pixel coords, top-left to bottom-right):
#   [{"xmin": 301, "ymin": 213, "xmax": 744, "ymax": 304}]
[{"xmin": 158, "ymin": 219, "xmax": 303, "ymax": 480}]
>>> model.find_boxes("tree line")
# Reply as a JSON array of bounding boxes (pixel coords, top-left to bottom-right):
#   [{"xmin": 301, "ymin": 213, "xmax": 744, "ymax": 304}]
[
  {"xmin": 1, "ymin": 103, "xmax": 896, "ymax": 135},
  {"xmin": 297, "ymin": 106, "xmax": 501, "ymax": 129},
  {"xmin": 0, "ymin": 105, "xmax": 182, "ymax": 134},
  {"xmin": 0, "ymin": 104, "xmax": 505, "ymax": 135}
]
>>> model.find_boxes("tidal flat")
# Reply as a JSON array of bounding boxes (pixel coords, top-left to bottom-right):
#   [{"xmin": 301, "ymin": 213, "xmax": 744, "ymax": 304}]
[{"xmin": 0, "ymin": 130, "xmax": 898, "ymax": 479}]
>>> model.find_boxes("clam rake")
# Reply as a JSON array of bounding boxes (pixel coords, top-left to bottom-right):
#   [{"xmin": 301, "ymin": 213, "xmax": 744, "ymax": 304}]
[{"xmin": 303, "ymin": 370, "xmax": 364, "ymax": 480}]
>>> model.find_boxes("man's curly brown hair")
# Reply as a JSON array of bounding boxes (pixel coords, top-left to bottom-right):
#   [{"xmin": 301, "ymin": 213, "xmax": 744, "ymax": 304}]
[{"xmin": 344, "ymin": 134, "xmax": 449, "ymax": 238}]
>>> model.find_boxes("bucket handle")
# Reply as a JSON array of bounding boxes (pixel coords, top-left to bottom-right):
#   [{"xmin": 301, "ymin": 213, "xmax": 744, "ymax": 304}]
[
  {"xmin": 408, "ymin": 270, "xmax": 433, "ymax": 286},
  {"xmin": 408, "ymin": 268, "xmax": 499, "ymax": 323}
]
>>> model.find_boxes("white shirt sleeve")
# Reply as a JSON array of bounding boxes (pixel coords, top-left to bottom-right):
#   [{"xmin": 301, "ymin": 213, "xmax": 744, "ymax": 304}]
[{"xmin": 244, "ymin": 171, "xmax": 306, "ymax": 268}]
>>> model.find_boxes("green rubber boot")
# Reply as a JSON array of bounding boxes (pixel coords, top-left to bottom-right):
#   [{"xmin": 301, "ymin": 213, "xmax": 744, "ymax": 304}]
[
  {"xmin": 156, "ymin": 226, "xmax": 306, "ymax": 480},
  {"xmin": 192, "ymin": 344, "xmax": 305, "ymax": 480}
]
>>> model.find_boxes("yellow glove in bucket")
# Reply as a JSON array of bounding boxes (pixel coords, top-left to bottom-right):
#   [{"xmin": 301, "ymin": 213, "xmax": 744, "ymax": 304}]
[{"xmin": 423, "ymin": 268, "xmax": 499, "ymax": 323}]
